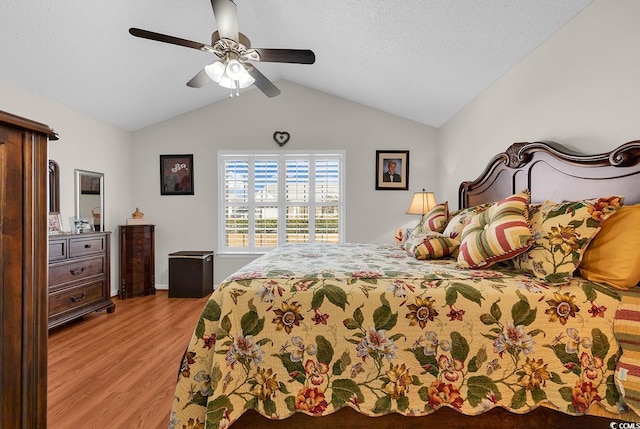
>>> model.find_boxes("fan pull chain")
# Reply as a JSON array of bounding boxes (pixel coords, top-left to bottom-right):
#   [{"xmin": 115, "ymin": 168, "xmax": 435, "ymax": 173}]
[{"xmin": 228, "ymin": 80, "xmax": 240, "ymax": 98}]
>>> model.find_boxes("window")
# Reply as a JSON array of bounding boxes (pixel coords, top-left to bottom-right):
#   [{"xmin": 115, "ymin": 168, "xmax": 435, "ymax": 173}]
[{"xmin": 219, "ymin": 151, "xmax": 345, "ymax": 254}]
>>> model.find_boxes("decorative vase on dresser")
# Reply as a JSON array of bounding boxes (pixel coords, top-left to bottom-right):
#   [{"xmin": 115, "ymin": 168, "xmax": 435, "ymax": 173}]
[
  {"xmin": 48, "ymin": 231, "xmax": 115, "ymax": 329},
  {"xmin": 119, "ymin": 224, "xmax": 155, "ymax": 298},
  {"xmin": 0, "ymin": 110, "xmax": 57, "ymax": 428}
]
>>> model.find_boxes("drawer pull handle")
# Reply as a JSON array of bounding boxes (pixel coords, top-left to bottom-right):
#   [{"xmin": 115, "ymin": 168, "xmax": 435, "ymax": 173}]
[
  {"xmin": 84, "ymin": 244, "xmax": 92, "ymax": 249},
  {"xmin": 70, "ymin": 267, "xmax": 86, "ymax": 275},
  {"xmin": 70, "ymin": 293, "xmax": 86, "ymax": 303}
]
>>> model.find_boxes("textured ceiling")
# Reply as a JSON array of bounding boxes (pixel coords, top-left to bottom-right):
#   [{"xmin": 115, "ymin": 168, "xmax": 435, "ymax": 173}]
[{"xmin": 0, "ymin": 0, "xmax": 592, "ymax": 131}]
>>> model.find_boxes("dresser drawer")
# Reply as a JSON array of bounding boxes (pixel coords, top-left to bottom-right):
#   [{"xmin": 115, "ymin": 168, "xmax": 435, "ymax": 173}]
[
  {"xmin": 126, "ymin": 228, "xmax": 152, "ymax": 236},
  {"xmin": 69, "ymin": 236, "xmax": 106, "ymax": 258},
  {"xmin": 49, "ymin": 256, "xmax": 105, "ymax": 286},
  {"xmin": 129, "ymin": 244, "xmax": 152, "ymax": 256},
  {"xmin": 49, "ymin": 280, "xmax": 106, "ymax": 316},
  {"xmin": 48, "ymin": 239, "xmax": 67, "ymax": 262},
  {"xmin": 132, "ymin": 238, "xmax": 151, "ymax": 248}
]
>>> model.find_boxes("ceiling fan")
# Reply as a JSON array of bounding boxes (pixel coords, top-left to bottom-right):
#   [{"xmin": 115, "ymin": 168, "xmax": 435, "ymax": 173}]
[{"xmin": 129, "ymin": 0, "xmax": 315, "ymax": 98}]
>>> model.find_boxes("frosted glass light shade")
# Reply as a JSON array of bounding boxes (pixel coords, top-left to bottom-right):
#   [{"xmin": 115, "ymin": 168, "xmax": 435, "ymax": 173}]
[
  {"xmin": 205, "ymin": 61, "xmax": 225, "ymax": 81},
  {"xmin": 225, "ymin": 59, "xmax": 246, "ymax": 80},
  {"xmin": 205, "ymin": 60, "xmax": 255, "ymax": 89}
]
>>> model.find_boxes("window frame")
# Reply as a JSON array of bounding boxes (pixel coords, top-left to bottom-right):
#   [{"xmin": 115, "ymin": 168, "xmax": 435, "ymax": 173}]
[{"xmin": 218, "ymin": 150, "xmax": 346, "ymax": 255}]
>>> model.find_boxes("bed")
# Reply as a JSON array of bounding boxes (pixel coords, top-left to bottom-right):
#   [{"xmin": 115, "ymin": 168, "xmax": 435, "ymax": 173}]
[{"xmin": 170, "ymin": 140, "xmax": 640, "ymax": 429}]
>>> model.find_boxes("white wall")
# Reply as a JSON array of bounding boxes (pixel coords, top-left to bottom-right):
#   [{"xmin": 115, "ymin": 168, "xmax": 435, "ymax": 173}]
[
  {"xmin": 438, "ymin": 0, "xmax": 640, "ymax": 206},
  {"xmin": 0, "ymin": 80, "xmax": 438, "ymax": 293},
  {"xmin": 132, "ymin": 81, "xmax": 439, "ymax": 284},
  {"xmin": 0, "ymin": 82, "xmax": 134, "ymax": 296}
]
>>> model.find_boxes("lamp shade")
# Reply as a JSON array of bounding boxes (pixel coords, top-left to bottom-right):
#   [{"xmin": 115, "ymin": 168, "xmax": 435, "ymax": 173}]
[{"xmin": 406, "ymin": 190, "xmax": 436, "ymax": 215}]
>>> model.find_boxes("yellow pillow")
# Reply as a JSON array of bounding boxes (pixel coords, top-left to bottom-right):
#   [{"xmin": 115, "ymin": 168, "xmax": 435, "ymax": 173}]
[{"xmin": 579, "ymin": 205, "xmax": 640, "ymax": 289}]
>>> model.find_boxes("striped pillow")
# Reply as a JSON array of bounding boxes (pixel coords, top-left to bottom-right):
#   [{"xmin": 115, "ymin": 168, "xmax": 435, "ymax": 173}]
[
  {"xmin": 614, "ymin": 288, "xmax": 640, "ymax": 416},
  {"xmin": 412, "ymin": 202, "xmax": 449, "ymax": 235},
  {"xmin": 404, "ymin": 232, "xmax": 429, "ymax": 254},
  {"xmin": 457, "ymin": 191, "xmax": 532, "ymax": 269},
  {"xmin": 414, "ymin": 235, "xmax": 460, "ymax": 260},
  {"xmin": 442, "ymin": 202, "xmax": 493, "ymax": 239}
]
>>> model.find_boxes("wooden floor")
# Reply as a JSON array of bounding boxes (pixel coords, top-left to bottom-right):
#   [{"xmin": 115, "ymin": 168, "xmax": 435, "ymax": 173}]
[{"xmin": 47, "ymin": 291, "xmax": 210, "ymax": 429}]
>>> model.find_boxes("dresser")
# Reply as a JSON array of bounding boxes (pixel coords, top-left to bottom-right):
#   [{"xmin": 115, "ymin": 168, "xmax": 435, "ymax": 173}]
[
  {"xmin": 1, "ymin": 110, "xmax": 57, "ymax": 428},
  {"xmin": 119, "ymin": 224, "xmax": 155, "ymax": 299},
  {"xmin": 48, "ymin": 231, "xmax": 115, "ymax": 329}
]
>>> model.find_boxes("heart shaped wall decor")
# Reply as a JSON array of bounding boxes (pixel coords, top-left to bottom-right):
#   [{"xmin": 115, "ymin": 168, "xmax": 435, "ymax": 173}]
[{"xmin": 273, "ymin": 131, "xmax": 290, "ymax": 147}]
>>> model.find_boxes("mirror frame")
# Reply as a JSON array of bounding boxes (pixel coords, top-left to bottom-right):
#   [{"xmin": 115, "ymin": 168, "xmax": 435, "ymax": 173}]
[
  {"xmin": 74, "ymin": 169, "xmax": 104, "ymax": 231},
  {"xmin": 49, "ymin": 160, "xmax": 60, "ymax": 213}
]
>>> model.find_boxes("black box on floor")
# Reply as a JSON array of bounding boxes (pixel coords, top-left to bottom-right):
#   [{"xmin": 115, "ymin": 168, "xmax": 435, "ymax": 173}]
[{"xmin": 168, "ymin": 251, "xmax": 214, "ymax": 298}]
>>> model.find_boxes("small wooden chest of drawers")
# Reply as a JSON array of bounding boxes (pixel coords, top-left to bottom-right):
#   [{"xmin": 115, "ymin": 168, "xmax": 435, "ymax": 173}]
[
  {"xmin": 48, "ymin": 231, "xmax": 115, "ymax": 329},
  {"xmin": 119, "ymin": 225, "xmax": 155, "ymax": 299}
]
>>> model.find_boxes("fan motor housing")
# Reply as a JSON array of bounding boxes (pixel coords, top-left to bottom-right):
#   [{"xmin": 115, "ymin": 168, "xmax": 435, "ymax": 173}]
[{"xmin": 212, "ymin": 30, "xmax": 251, "ymax": 48}]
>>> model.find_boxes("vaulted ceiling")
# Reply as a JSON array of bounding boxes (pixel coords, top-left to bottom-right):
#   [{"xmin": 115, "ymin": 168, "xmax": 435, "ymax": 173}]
[{"xmin": 0, "ymin": 1, "xmax": 592, "ymax": 131}]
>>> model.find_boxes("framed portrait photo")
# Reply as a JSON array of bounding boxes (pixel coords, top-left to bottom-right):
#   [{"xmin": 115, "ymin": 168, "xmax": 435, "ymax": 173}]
[
  {"xmin": 375, "ymin": 150, "xmax": 409, "ymax": 190},
  {"xmin": 160, "ymin": 154, "xmax": 194, "ymax": 195},
  {"xmin": 48, "ymin": 212, "xmax": 63, "ymax": 235}
]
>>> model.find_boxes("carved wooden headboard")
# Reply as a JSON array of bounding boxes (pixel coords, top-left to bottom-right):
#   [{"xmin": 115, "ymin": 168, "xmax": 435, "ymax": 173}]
[{"xmin": 459, "ymin": 141, "xmax": 640, "ymax": 209}]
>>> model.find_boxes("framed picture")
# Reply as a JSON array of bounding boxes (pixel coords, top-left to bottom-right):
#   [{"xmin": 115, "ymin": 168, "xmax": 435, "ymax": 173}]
[
  {"xmin": 80, "ymin": 175, "xmax": 101, "ymax": 194},
  {"xmin": 160, "ymin": 154, "xmax": 194, "ymax": 195},
  {"xmin": 375, "ymin": 150, "xmax": 409, "ymax": 190},
  {"xmin": 48, "ymin": 212, "xmax": 63, "ymax": 235},
  {"xmin": 71, "ymin": 217, "xmax": 93, "ymax": 233}
]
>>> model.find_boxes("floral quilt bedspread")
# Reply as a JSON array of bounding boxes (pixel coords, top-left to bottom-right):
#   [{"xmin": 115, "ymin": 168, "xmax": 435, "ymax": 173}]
[{"xmin": 170, "ymin": 243, "xmax": 630, "ymax": 429}]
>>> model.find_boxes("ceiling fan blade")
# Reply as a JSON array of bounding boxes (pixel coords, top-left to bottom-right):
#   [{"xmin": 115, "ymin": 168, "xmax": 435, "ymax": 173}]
[
  {"xmin": 129, "ymin": 28, "xmax": 209, "ymax": 51},
  {"xmin": 247, "ymin": 66, "xmax": 281, "ymax": 98},
  {"xmin": 186, "ymin": 69, "xmax": 211, "ymax": 88},
  {"xmin": 253, "ymin": 48, "xmax": 315, "ymax": 64},
  {"xmin": 211, "ymin": 0, "xmax": 239, "ymax": 42}
]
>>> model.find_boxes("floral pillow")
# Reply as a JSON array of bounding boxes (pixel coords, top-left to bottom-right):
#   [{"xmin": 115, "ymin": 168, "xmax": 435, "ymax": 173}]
[
  {"xmin": 404, "ymin": 231, "xmax": 460, "ymax": 260},
  {"xmin": 442, "ymin": 202, "xmax": 494, "ymax": 239},
  {"xmin": 457, "ymin": 191, "xmax": 532, "ymax": 269},
  {"xmin": 412, "ymin": 202, "xmax": 449, "ymax": 235},
  {"xmin": 512, "ymin": 196, "xmax": 624, "ymax": 283}
]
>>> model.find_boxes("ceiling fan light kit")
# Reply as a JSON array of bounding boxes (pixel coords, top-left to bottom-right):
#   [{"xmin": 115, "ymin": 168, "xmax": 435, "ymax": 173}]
[
  {"xmin": 204, "ymin": 60, "xmax": 255, "ymax": 97},
  {"xmin": 129, "ymin": 0, "xmax": 315, "ymax": 98}
]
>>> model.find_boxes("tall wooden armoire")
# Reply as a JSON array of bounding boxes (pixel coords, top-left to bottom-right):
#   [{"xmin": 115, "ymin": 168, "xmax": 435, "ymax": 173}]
[{"xmin": 0, "ymin": 110, "xmax": 58, "ymax": 428}]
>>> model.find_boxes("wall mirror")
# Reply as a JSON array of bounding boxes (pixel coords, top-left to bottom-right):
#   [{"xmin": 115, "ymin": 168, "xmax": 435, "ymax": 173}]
[{"xmin": 74, "ymin": 169, "xmax": 104, "ymax": 232}]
